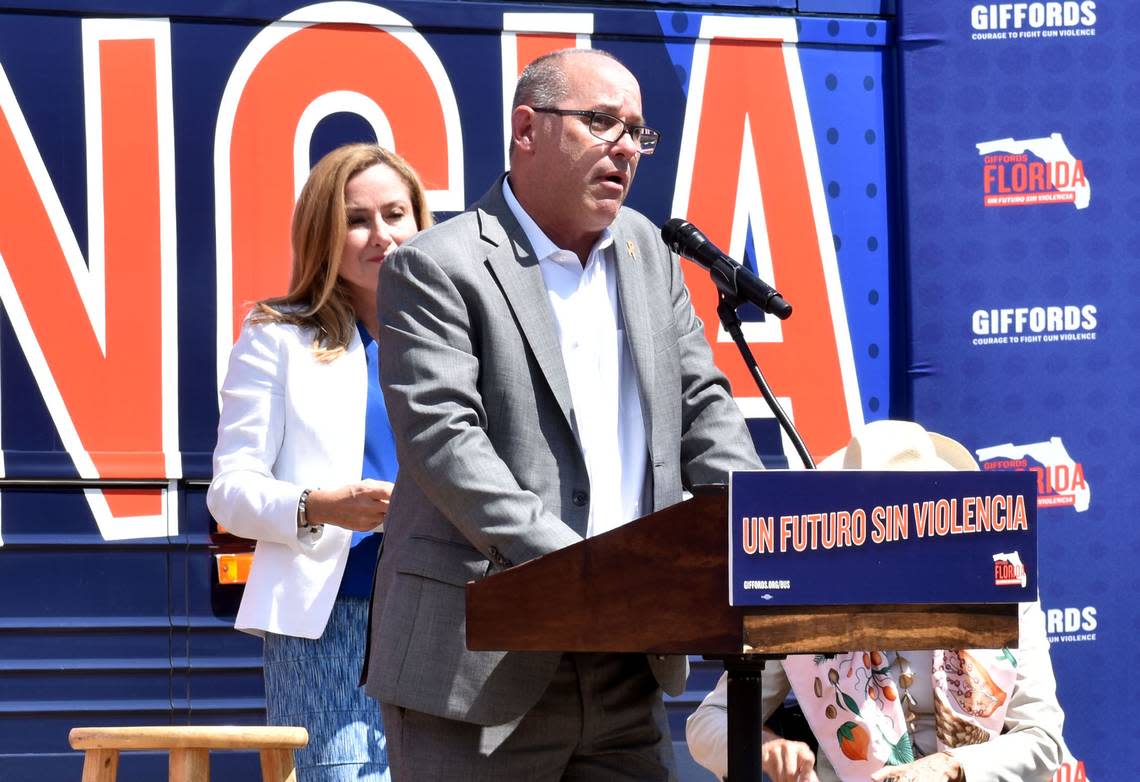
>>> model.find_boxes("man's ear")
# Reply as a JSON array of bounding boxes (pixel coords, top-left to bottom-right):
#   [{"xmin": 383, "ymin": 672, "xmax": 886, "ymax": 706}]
[{"xmin": 511, "ymin": 105, "xmax": 537, "ymax": 154}]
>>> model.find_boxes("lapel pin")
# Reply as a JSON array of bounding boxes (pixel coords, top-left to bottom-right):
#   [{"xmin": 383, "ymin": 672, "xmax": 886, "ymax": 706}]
[{"xmin": 627, "ymin": 240, "xmax": 636, "ymax": 258}]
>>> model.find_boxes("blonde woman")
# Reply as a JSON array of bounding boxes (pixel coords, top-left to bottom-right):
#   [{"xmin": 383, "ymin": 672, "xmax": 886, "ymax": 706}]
[{"xmin": 208, "ymin": 143, "xmax": 431, "ymax": 781}]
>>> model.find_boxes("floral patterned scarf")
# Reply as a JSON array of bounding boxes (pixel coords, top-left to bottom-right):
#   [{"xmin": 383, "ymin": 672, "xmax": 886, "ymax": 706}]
[{"xmin": 782, "ymin": 648, "xmax": 1019, "ymax": 781}]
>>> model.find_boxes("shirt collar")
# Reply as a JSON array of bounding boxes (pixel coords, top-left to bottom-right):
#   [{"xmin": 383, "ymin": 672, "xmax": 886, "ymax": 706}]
[{"xmin": 502, "ymin": 175, "xmax": 614, "ymax": 266}]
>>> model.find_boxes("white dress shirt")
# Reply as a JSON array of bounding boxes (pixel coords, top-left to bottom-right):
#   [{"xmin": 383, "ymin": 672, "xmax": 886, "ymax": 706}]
[{"xmin": 502, "ymin": 177, "xmax": 647, "ymax": 536}]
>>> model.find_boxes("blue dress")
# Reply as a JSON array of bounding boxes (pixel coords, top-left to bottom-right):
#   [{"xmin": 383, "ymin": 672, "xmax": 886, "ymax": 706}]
[{"xmin": 262, "ymin": 324, "xmax": 396, "ymax": 782}]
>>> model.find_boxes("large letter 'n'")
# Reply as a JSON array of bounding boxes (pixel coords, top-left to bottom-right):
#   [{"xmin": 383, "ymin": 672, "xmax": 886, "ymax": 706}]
[{"xmin": 0, "ymin": 18, "xmax": 178, "ymax": 540}]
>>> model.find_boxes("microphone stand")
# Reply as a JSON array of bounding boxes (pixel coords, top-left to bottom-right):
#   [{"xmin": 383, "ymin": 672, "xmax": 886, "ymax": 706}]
[
  {"xmin": 715, "ymin": 292, "xmax": 815, "ymax": 471},
  {"xmin": 714, "ymin": 293, "xmax": 815, "ymax": 782}
]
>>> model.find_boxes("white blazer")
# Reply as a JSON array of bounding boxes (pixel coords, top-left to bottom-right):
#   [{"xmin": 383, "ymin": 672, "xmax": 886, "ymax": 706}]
[{"xmin": 207, "ymin": 318, "xmax": 368, "ymax": 639}]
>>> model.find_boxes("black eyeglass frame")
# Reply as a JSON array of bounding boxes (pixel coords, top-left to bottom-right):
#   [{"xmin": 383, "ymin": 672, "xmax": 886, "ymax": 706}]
[{"xmin": 530, "ymin": 107, "xmax": 661, "ymax": 154}]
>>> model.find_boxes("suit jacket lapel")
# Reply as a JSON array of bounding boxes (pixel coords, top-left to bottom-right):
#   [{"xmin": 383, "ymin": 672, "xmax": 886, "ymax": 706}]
[
  {"xmin": 612, "ymin": 218, "xmax": 656, "ymax": 456},
  {"xmin": 475, "ymin": 182, "xmax": 577, "ymax": 434}
]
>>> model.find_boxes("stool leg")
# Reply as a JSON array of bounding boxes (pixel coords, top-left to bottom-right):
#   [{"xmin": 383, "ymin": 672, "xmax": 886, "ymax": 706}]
[
  {"xmin": 81, "ymin": 748, "xmax": 119, "ymax": 782},
  {"xmin": 259, "ymin": 748, "xmax": 297, "ymax": 782},
  {"xmin": 169, "ymin": 748, "xmax": 210, "ymax": 782}
]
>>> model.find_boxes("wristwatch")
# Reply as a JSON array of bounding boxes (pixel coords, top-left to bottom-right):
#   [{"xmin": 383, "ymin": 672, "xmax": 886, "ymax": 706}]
[{"xmin": 297, "ymin": 488, "xmax": 321, "ymax": 533}]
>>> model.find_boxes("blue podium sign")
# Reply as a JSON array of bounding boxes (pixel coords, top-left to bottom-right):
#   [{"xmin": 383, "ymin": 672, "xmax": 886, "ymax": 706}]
[{"xmin": 729, "ymin": 471, "xmax": 1037, "ymax": 607}]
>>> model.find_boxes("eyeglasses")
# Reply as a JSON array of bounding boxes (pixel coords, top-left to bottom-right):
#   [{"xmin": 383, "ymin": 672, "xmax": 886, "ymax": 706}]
[{"xmin": 531, "ymin": 108, "xmax": 661, "ymax": 155}]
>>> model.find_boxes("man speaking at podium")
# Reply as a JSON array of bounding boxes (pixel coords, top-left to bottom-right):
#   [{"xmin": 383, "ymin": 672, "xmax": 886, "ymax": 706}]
[{"xmin": 364, "ymin": 49, "xmax": 761, "ymax": 780}]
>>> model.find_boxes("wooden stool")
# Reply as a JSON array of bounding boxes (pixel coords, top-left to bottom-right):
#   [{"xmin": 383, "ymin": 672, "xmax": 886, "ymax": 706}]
[{"xmin": 68, "ymin": 725, "xmax": 308, "ymax": 782}]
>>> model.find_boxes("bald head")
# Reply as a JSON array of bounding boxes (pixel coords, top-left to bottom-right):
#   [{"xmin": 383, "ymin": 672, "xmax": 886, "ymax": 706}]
[
  {"xmin": 507, "ymin": 49, "xmax": 645, "ymax": 262},
  {"xmin": 509, "ymin": 49, "xmax": 628, "ymax": 158},
  {"xmin": 512, "ymin": 49, "xmax": 623, "ymax": 113}
]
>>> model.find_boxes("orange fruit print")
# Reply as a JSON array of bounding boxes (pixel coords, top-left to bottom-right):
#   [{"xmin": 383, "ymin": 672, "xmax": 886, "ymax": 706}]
[{"xmin": 837, "ymin": 722, "xmax": 871, "ymax": 761}]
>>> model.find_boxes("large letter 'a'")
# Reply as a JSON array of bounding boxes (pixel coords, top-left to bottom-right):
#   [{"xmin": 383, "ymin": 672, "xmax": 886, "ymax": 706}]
[{"xmin": 672, "ymin": 16, "xmax": 862, "ymax": 461}]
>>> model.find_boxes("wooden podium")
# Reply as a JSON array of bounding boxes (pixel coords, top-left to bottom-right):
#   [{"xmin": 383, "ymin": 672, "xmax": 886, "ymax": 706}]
[{"xmin": 467, "ymin": 488, "xmax": 1019, "ymax": 782}]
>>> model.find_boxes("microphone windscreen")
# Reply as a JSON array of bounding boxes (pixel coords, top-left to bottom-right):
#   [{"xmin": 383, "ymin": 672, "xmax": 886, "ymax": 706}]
[{"xmin": 661, "ymin": 218, "xmax": 703, "ymax": 256}]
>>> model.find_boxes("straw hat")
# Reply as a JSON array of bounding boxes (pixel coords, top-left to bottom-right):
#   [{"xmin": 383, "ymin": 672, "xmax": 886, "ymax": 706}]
[{"xmin": 818, "ymin": 419, "xmax": 979, "ymax": 472}]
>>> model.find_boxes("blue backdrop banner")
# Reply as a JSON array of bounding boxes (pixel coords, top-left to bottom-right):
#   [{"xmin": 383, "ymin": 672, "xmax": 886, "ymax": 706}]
[{"xmin": 897, "ymin": 2, "xmax": 1127, "ymax": 779}]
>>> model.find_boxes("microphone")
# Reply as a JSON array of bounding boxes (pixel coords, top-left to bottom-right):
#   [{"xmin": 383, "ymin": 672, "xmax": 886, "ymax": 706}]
[{"xmin": 661, "ymin": 218, "xmax": 792, "ymax": 320}]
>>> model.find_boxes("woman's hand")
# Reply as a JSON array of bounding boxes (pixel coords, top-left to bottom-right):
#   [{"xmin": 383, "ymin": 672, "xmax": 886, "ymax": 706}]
[
  {"xmin": 305, "ymin": 480, "xmax": 393, "ymax": 532},
  {"xmin": 761, "ymin": 729, "xmax": 820, "ymax": 782},
  {"xmin": 869, "ymin": 752, "xmax": 964, "ymax": 782}
]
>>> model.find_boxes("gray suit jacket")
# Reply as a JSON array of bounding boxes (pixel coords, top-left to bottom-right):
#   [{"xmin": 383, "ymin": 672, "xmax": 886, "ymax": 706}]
[{"xmin": 365, "ymin": 176, "xmax": 762, "ymax": 726}]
